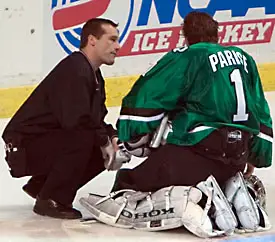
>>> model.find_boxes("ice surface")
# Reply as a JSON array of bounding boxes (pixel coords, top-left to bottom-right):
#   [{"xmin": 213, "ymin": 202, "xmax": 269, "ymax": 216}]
[{"xmin": 1, "ymin": 93, "xmax": 275, "ymax": 242}]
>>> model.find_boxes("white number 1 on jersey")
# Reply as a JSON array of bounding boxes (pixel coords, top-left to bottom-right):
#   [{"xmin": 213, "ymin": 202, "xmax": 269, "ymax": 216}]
[{"xmin": 230, "ymin": 69, "xmax": 249, "ymax": 122}]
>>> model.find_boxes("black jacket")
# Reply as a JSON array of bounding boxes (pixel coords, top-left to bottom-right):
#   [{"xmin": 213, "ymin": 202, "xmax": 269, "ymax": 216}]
[{"xmin": 2, "ymin": 52, "xmax": 116, "ymax": 146}]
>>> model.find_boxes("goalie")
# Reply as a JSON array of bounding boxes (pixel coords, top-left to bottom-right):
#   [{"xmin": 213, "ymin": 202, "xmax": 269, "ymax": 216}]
[
  {"xmin": 108, "ymin": 12, "xmax": 273, "ymax": 193},
  {"xmin": 80, "ymin": 11, "xmax": 273, "ymax": 237}
]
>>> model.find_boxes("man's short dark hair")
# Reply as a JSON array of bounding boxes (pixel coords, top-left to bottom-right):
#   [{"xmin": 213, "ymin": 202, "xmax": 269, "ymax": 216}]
[
  {"xmin": 80, "ymin": 18, "xmax": 118, "ymax": 49},
  {"xmin": 182, "ymin": 11, "xmax": 219, "ymax": 46}
]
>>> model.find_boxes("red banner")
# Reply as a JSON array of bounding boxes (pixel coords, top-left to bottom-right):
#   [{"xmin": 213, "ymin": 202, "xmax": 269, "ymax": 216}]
[{"xmin": 118, "ymin": 18, "xmax": 275, "ymax": 57}]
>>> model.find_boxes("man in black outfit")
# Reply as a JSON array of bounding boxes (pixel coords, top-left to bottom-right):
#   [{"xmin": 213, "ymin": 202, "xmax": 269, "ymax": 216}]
[{"xmin": 2, "ymin": 18, "xmax": 121, "ymax": 219}]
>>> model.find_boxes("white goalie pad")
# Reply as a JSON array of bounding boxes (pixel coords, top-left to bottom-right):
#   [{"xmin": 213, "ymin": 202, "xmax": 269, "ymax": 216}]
[
  {"xmin": 79, "ymin": 186, "xmax": 227, "ymax": 238},
  {"xmin": 224, "ymin": 172, "xmax": 271, "ymax": 233},
  {"xmin": 196, "ymin": 175, "xmax": 237, "ymax": 235}
]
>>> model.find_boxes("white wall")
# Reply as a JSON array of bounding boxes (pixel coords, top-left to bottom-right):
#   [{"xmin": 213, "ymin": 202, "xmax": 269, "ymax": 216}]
[
  {"xmin": 0, "ymin": 0, "xmax": 43, "ymax": 88},
  {"xmin": 0, "ymin": 0, "xmax": 274, "ymax": 88}
]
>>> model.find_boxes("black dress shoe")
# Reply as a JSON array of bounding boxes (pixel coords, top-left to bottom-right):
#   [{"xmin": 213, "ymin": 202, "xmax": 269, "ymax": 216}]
[{"xmin": 33, "ymin": 197, "xmax": 82, "ymax": 219}]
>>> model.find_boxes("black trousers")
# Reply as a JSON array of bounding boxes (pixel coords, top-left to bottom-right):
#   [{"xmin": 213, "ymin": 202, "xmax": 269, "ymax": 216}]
[
  {"xmin": 112, "ymin": 143, "xmax": 246, "ymax": 192},
  {"xmin": 25, "ymin": 130, "xmax": 105, "ymax": 205}
]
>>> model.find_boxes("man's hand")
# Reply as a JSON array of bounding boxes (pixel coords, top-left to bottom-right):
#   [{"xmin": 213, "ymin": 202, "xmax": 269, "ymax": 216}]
[
  {"xmin": 100, "ymin": 138, "xmax": 116, "ymax": 170},
  {"xmin": 111, "ymin": 137, "xmax": 119, "ymax": 151},
  {"xmin": 243, "ymin": 163, "xmax": 255, "ymax": 178},
  {"xmin": 102, "ymin": 137, "xmax": 131, "ymax": 171}
]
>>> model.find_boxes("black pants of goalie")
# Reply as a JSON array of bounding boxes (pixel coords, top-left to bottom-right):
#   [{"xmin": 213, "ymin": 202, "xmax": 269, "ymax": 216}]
[
  {"xmin": 112, "ymin": 128, "xmax": 248, "ymax": 192},
  {"xmin": 24, "ymin": 130, "xmax": 105, "ymax": 205}
]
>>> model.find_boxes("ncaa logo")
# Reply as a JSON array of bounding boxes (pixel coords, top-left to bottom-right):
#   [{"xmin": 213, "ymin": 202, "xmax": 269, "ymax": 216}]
[{"xmin": 51, "ymin": 0, "xmax": 134, "ymax": 54}]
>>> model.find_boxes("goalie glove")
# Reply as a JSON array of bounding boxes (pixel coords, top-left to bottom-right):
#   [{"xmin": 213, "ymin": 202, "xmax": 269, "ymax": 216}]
[
  {"xmin": 117, "ymin": 115, "xmax": 171, "ymax": 158},
  {"xmin": 118, "ymin": 134, "xmax": 152, "ymax": 158}
]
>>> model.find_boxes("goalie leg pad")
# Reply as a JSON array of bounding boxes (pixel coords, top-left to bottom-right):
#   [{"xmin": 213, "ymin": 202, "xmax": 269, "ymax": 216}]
[
  {"xmin": 225, "ymin": 172, "xmax": 271, "ymax": 233},
  {"xmin": 131, "ymin": 186, "xmax": 192, "ymax": 231},
  {"xmin": 80, "ymin": 186, "xmax": 228, "ymax": 238},
  {"xmin": 79, "ymin": 189, "xmax": 137, "ymax": 229},
  {"xmin": 196, "ymin": 175, "xmax": 237, "ymax": 235},
  {"xmin": 80, "ymin": 186, "xmax": 196, "ymax": 231}
]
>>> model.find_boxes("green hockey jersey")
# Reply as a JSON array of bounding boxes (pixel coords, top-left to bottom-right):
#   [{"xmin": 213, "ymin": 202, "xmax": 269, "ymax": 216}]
[{"xmin": 117, "ymin": 42, "xmax": 273, "ymax": 168}]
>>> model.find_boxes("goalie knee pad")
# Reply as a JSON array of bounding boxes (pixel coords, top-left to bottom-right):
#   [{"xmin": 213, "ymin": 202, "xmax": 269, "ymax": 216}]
[{"xmin": 224, "ymin": 172, "xmax": 271, "ymax": 232}]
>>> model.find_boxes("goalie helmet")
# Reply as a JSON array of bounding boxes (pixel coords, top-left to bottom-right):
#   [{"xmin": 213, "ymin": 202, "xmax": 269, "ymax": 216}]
[{"xmin": 245, "ymin": 174, "xmax": 266, "ymax": 210}]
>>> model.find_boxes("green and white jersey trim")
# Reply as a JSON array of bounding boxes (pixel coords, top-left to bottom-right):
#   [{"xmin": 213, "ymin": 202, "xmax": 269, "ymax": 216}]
[{"xmin": 119, "ymin": 113, "xmax": 165, "ymax": 122}]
